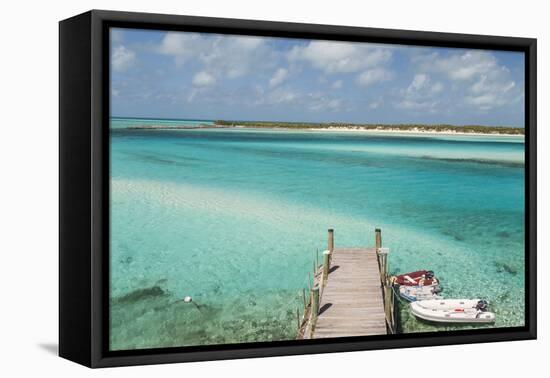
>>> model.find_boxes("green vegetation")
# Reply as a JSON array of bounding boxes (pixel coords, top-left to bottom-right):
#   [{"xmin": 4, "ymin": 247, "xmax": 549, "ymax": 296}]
[{"xmin": 214, "ymin": 120, "xmax": 525, "ymax": 135}]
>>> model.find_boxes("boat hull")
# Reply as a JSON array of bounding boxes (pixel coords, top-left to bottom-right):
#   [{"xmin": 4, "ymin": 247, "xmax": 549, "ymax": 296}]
[
  {"xmin": 410, "ymin": 300, "xmax": 496, "ymax": 324},
  {"xmin": 394, "ymin": 270, "xmax": 438, "ymax": 286},
  {"xmin": 398, "ymin": 284, "xmax": 442, "ymax": 302}
]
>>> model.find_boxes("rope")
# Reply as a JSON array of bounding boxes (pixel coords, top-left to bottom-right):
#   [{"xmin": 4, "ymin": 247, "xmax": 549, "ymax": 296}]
[{"xmin": 391, "ymin": 284, "xmax": 409, "ymax": 304}]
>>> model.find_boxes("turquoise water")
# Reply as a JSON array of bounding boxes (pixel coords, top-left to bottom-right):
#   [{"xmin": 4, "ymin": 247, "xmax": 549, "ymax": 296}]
[{"xmin": 109, "ymin": 119, "xmax": 525, "ymax": 350}]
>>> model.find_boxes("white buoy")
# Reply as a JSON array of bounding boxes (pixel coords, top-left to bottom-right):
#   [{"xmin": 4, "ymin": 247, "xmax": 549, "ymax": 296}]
[{"xmin": 183, "ymin": 296, "xmax": 193, "ymax": 303}]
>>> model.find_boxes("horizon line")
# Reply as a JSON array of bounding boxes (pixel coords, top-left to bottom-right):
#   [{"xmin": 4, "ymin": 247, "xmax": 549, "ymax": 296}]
[{"xmin": 111, "ymin": 115, "xmax": 524, "ymax": 129}]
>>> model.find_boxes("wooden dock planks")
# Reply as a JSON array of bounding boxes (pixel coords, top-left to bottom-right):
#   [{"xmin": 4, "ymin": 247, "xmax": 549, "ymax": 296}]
[{"xmin": 312, "ymin": 247, "xmax": 388, "ymax": 338}]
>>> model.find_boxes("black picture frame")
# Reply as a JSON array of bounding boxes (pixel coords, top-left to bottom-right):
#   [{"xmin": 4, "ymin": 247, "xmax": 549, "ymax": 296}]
[{"xmin": 59, "ymin": 9, "xmax": 537, "ymax": 368}]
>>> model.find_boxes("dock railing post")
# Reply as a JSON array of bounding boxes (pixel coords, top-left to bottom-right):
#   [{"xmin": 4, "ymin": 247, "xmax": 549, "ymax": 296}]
[
  {"xmin": 376, "ymin": 235, "xmax": 393, "ymax": 334},
  {"xmin": 322, "ymin": 250, "xmax": 331, "ymax": 286},
  {"xmin": 383, "ymin": 280, "xmax": 394, "ymax": 334},
  {"xmin": 310, "ymin": 285, "xmax": 320, "ymax": 337},
  {"xmin": 377, "ymin": 247, "xmax": 389, "ymax": 284},
  {"xmin": 328, "ymin": 229, "xmax": 334, "ymax": 253},
  {"xmin": 390, "ymin": 279, "xmax": 396, "ymax": 332}
]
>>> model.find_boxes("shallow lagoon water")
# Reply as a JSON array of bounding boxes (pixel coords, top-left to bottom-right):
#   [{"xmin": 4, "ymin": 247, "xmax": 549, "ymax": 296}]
[{"xmin": 109, "ymin": 120, "xmax": 525, "ymax": 350}]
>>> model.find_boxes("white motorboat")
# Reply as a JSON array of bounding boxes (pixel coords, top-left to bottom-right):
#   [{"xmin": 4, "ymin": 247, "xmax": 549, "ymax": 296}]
[
  {"xmin": 399, "ymin": 284, "xmax": 442, "ymax": 302},
  {"xmin": 410, "ymin": 299, "xmax": 495, "ymax": 323}
]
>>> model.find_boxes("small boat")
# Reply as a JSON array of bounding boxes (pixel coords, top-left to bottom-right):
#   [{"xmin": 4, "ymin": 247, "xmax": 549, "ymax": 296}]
[
  {"xmin": 399, "ymin": 284, "xmax": 442, "ymax": 302},
  {"xmin": 393, "ymin": 270, "xmax": 438, "ymax": 287},
  {"xmin": 410, "ymin": 299, "xmax": 495, "ymax": 323}
]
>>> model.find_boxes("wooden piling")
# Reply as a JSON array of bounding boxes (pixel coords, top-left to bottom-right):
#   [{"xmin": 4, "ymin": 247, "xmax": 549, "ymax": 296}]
[
  {"xmin": 322, "ymin": 250, "xmax": 331, "ymax": 286},
  {"xmin": 375, "ymin": 228, "xmax": 382, "ymax": 250},
  {"xmin": 377, "ymin": 247, "xmax": 389, "ymax": 284},
  {"xmin": 383, "ymin": 284, "xmax": 391, "ymax": 333},
  {"xmin": 328, "ymin": 229, "xmax": 334, "ymax": 252},
  {"xmin": 390, "ymin": 284, "xmax": 396, "ymax": 332},
  {"xmin": 383, "ymin": 279, "xmax": 395, "ymax": 334},
  {"xmin": 310, "ymin": 286, "xmax": 320, "ymax": 336}
]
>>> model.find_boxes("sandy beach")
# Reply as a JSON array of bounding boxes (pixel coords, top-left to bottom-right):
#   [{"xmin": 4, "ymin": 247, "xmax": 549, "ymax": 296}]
[
  {"xmin": 221, "ymin": 125, "xmax": 525, "ymax": 137},
  {"xmin": 306, "ymin": 126, "xmax": 525, "ymax": 137}
]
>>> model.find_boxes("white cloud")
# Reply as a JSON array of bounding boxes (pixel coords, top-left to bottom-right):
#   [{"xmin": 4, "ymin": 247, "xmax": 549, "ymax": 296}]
[
  {"xmin": 470, "ymin": 72, "xmax": 516, "ymax": 95},
  {"xmin": 288, "ymin": 41, "xmax": 392, "ymax": 74},
  {"xmin": 305, "ymin": 92, "xmax": 346, "ymax": 112},
  {"xmin": 410, "ymin": 50, "xmax": 522, "ymax": 111},
  {"xmin": 369, "ymin": 100, "xmax": 381, "ymax": 109},
  {"xmin": 269, "ymin": 68, "xmax": 289, "ymax": 88},
  {"xmin": 413, "ymin": 50, "xmax": 498, "ymax": 81},
  {"xmin": 407, "ymin": 73, "xmax": 429, "ymax": 92},
  {"xmin": 396, "ymin": 73, "xmax": 444, "ymax": 111},
  {"xmin": 444, "ymin": 52, "xmax": 497, "ymax": 81},
  {"xmin": 192, "ymin": 71, "xmax": 216, "ymax": 87},
  {"xmin": 158, "ymin": 32, "xmax": 274, "ymax": 79},
  {"xmin": 356, "ymin": 68, "xmax": 393, "ymax": 87},
  {"xmin": 396, "ymin": 99, "xmax": 439, "ymax": 111},
  {"xmin": 326, "ymin": 99, "xmax": 342, "ymax": 111},
  {"xmin": 251, "ymin": 86, "xmax": 298, "ymax": 106},
  {"xmin": 465, "ymin": 72, "xmax": 518, "ymax": 110},
  {"xmin": 266, "ymin": 87, "xmax": 298, "ymax": 104},
  {"xmin": 431, "ymin": 82, "xmax": 444, "ymax": 94},
  {"xmin": 158, "ymin": 32, "xmax": 202, "ymax": 66},
  {"xmin": 112, "ymin": 45, "xmax": 135, "ymax": 72},
  {"xmin": 405, "ymin": 73, "xmax": 443, "ymax": 95},
  {"xmin": 332, "ymin": 80, "xmax": 343, "ymax": 89},
  {"xmin": 253, "ymin": 87, "xmax": 347, "ymax": 113},
  {"xmin": 231, "ymin": 36, "xmax": 264, "ymax": 50}
]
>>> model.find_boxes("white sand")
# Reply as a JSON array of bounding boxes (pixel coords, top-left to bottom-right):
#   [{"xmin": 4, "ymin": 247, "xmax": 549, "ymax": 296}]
[{"xmin": 306, "ymin": 126, "xmax": 524, "ymax": 137}]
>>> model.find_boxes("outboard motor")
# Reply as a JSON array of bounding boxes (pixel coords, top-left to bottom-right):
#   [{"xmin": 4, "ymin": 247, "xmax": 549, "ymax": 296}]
[{"xmin": 476, "ymin": 300, "xmax": 489, "ymax": 311}]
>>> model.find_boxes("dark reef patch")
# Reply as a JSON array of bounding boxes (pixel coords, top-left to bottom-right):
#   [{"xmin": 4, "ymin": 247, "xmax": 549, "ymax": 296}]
[
  {"xmin": 419, "ymin": 155, "xmax": 524, "ymax": 169},
  {"xmin": 116, "ymin": 285, "xmax": 167, "ymax": 304},
  {"xmin": 494, "ymin": 261, "xmax": 518, "ymax": 276},
  {"xmin": 496, "ymin": 231, "xmax": 510, "ymax": 238},
  {"xmin": 453, "ymin": 234, "xmax": 465, "ymax": 241}
]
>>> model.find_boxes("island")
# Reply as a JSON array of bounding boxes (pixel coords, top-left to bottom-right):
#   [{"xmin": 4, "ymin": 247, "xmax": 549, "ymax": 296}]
[{"xmin": 126, "ymin": 120, "xmax": 525, "ymax": 136}]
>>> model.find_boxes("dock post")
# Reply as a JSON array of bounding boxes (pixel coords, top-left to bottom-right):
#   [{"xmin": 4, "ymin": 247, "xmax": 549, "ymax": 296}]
[
  {"xmin": 322, "ymin": 250, "xmax": 331, "ymax": 286},
  {"xmin": 310, "ymin": 285, "xmax": 320, "ymax": 336},
  {"xmin": 390, "ymin": 281, "xmax": 396, "ymax": 332},
  {"xmin": 377, "ymin": 247, "xmax": 389, "ymax": 284},
  {"xmin": 383, "ymin": 283, "xmax": 393, "ymax": 334},
  {"xmin": 328, "ymin": 229, "xmax": 334, "ymax": 252},
  {"xmin": 375, "ymin": 228, "xmax": 385, "ymax": 282}
]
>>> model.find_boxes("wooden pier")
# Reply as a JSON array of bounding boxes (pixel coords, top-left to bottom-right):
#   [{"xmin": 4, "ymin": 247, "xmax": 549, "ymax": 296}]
[{"xmin": 297, "ymin": 229, "xmax": 396, "ymax": 339}]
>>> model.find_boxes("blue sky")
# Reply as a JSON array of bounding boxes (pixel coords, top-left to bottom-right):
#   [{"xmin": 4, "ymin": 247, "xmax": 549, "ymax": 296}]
[{"xmin": 110, "ymin": 28, "xmax": 525, "ymax": 127}]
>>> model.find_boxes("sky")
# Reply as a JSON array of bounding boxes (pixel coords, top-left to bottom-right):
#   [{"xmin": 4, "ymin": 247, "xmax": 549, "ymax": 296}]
[{"xmin": 110, "ymin": 28, "xmax": 525, "ymax": 127}]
